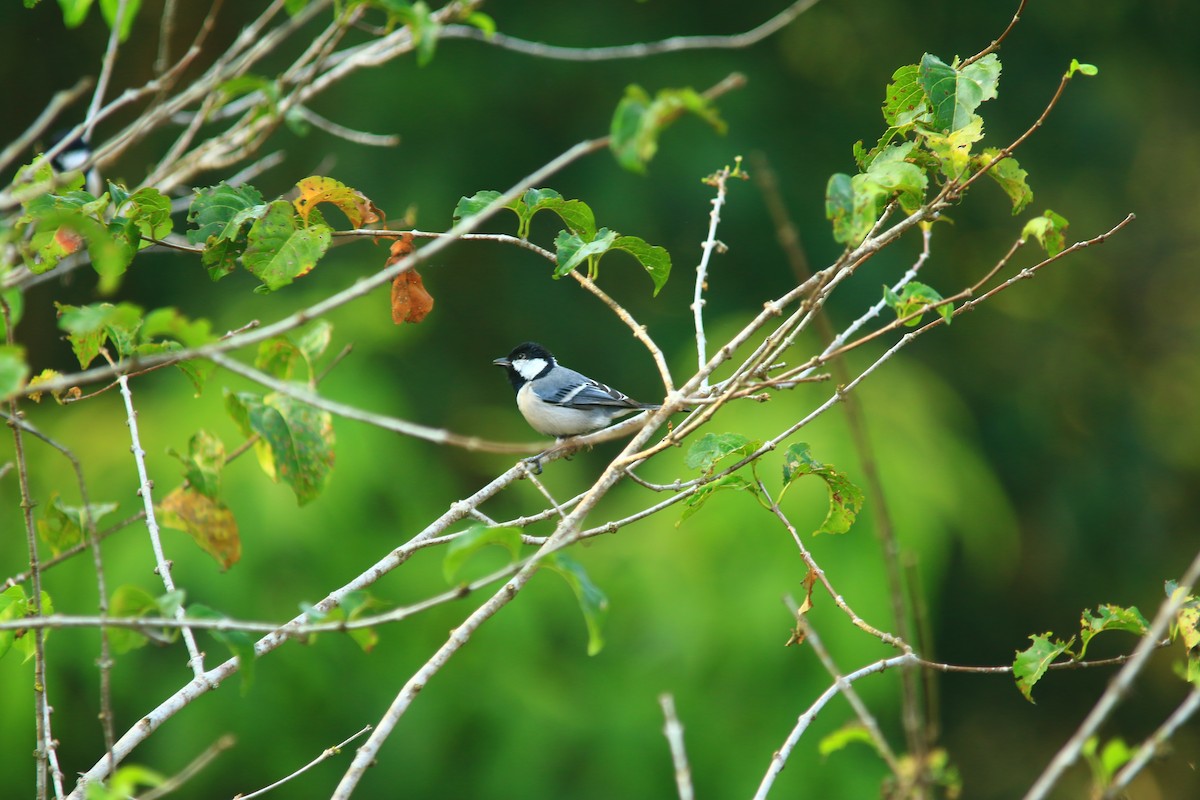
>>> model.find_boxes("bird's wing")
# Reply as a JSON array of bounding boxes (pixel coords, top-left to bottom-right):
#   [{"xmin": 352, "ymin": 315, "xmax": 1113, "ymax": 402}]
[{"xmin": 533, "ymin": 369, "xmax": 642, "ymax": 408}]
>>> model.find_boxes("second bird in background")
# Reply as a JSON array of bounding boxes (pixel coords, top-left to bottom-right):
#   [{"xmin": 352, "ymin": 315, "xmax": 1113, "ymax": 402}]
[{"xmin": 492, "ymin": 342, "xmax": 660, "ymax": 437}]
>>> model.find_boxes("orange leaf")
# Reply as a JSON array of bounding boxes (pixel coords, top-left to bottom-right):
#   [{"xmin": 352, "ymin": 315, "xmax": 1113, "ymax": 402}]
[
  {"xmin": 293, "ymin": 176, "xmax": 384, "ymax": 229},
  {"xmin": 385, "ymin": 234, "xmax": 414, "ymax": 264},
  {"xmin": 391, "ymin": 270, "xmax": 434, "ymax": 324}
]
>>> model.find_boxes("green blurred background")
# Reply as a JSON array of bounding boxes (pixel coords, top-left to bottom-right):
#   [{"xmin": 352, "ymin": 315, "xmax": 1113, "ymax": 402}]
[{"xmin": 2, "ymin": 1, "xmax": 1198, "ymax": 797}]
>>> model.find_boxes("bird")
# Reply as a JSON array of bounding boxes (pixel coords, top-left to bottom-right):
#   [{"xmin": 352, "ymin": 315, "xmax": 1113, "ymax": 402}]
[{"xmin": 492, "ymin": 342, "xmax": 660, "ymax": 437}]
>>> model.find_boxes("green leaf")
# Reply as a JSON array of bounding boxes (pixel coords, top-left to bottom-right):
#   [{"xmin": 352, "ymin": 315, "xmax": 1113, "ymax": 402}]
[
  {"xmin": 826, "ymin": 144, "xmax": 927, "ymax": 246},
  {"xmin": 882, "ymin": 64, "xmax": 926, "ymax": 127},
  {"xmin": 818, "ymin": 723, "xmax": 878, "ymax": 757},
  {"xmin": 464, "ymin": 10, "xmax": 495, "ymax": 37},
  {"xmin": 825, "ymin": 173, "xmax": 855, "ymax": 241},
  {"xmin": 918, "ymin": 53, "xmax": 1001, "ymax": 133},
  {"xmin": 57, "ymin": 0, "xmax": 94, "ymax": 28},
  {"xmin": 1083, "ymin": 736, "xmax": 1132, "ymax": 791},
  {"xmin": 188, "ymin": 604, "xmax": 256, "ymax": 693},
  {"xmin": 523, "ymin": 190, "xmax": 596, "ymax": 240},
  {"xmin": 452, "ymin": 190, "xmax": 506, "ymax": 224},
  {"xmin": 98, "ymin": 0, "xmax": 142, "ymax": 42},
  {"xmin": 225, "ymin": 390, "xmax": 336, "ymax": 505},
  {"xmin": 139, "ymin": 307, "xmax": 217, "ymax": 392},
  {"xmin": 1068, "ymin": 59, "xmax": 1099, "ymax": 78},
  {"xmin": 401, "ymin": 1, "xmax": 440, "ymax": 66},
  {"xmin": 868, "ymin": 143, "xmax": 927, "ymax": 211},
  {"xmin": 24, "ymin": 208, "xmax": 133, "ymax": 292},
  {"xmin": 677, "ymin": 474, "xmax": 760, "ymax": 526},
  {"xmin": 1013, "ymin": 632, "xmax": 1073, "ymax": 703},
  {"xmin": 0, "ymin": 586, "xmax": 28, "ymax": 660},
  {"xmin": 610, "ymin": 84, "xmax": 726, "ymax": 174},
  {"xmin": 169, "ymin": 430, "xmax": 226, "ymax": 499},
  {"xmin": 186, "ymin": 182, "xmax": 266, "ymax": 247},
  {"xmin": 108, "ymin": 585, "xmax": 161, "ymax": 654},
  {"xmin": 1077, "ymin": 604, "xmax": 1149, "ymax": 659},
  {"xmin": 542, "ymin": 553, "xmax": 608, "ymax": 656},
  {"xmin": 242, "ymin": 200, "xmax": 332, "ymax": 291},
  {"xmin": 685, "ymin": 432, "xmax": 757, "ymax": 474},
  {"xmin": 1022, "ymin": 209, "xmax": 1070, "ymax": 256},
  {"xmin": 780, "ymin": 443, "xmax": 864, "ymax": 535},
  {"xmin": 122, "ymin": 186, "xmax": 173, "ymax": 242},
  {"xmin": 213, "ymin": 75, "xmax": 276, "ymax": 113},
  {"xmin": 553, "ymin": 228, "xmax": 618, "ymax": 277},
  {"xmin": 443, "ymin": 524, "xmax": 523, "ymax": 582},
  {"xmin": 550, "ymin": 227, "xmax": 669, "ymax": 293},
  {"xmin": 36, "ymin": 493, "xmax": 119, "ymax": 556},
  {"xmin": 0, "ymin": 585, "xmax": 53, "ymax": 662},
  {"xmin": 0, "ymin": 345, "xmax": 29, "ymax": 399},
  {"xmin": 977, "ymin": 150, "xmax": 1033, "ymax": 214},
  {"xmin": 293, "ymin": 319, "xmax": 333, "ymax": 368},
  {"xmin": 55, "ymin": 301, "xmax": 144, "ymax": 367},
  {"xmin": 255, "ymin": 338, "xmax": 301, "ymax": 381},
  {"xmin": 86, "ymin": 764, "xmax": 166, "ymax": 800},
  {"xmin": 610, "ymin": 235, "xmax": 671, "ymax": 296},
  {"xmin": 1, "ymin": 289, "xmax": 24, "ymax": 328},
  {"xmin": 311, "ymin": 591, "xmax": 383, "ymax": 652},
  {"xmin": 882, "ymin": 281, "xmax": 953, "ymax": 326}
]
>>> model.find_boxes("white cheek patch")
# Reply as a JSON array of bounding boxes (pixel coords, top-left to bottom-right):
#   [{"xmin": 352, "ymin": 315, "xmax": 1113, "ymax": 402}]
[{"xmin": 513, "ymin": 357, "xmax": 548, "ymax": 381}]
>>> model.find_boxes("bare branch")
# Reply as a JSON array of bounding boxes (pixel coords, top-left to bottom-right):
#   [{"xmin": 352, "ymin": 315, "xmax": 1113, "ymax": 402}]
[
  {"xmin": 658, "ymin": 695, "xmax": 695, "ymax": 800},
  {"xmin": 289, "ymin": 106, "xmax": 401, "ymax": 147},
  {"xmin": 0, "ymin": 77, "xmax": 93, "ymax": 175},
  {"xmin": 113, "ymin": 370, "xmax": 207, "ymax": 678},
  {"xmin": 439, "ymin": 0, "xmax": 824, "ymax": 61},
  {"xmin": 233, "ymin": 726, "xmax": 371, "ymax": 799},
  {"xmin": 753, "ymin": 654, "xmax": 918, "ymax": 800}
]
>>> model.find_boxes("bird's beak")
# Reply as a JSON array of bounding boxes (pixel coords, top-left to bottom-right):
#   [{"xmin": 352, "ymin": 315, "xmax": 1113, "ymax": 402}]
[{"xmin": 492, "ymin": 357, "xmax": 511, "ymax": 367}]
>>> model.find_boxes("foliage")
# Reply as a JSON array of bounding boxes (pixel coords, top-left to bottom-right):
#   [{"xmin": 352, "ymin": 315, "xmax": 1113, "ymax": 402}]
[{"xmin": 0, "ymin": 3, "xmax": 1192, "ymax": 800}]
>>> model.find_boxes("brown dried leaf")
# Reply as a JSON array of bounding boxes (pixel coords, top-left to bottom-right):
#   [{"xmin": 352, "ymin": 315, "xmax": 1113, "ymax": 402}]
[{"xmin": 391, "ymin": 271, "xmax": 434, "ymax": 324}]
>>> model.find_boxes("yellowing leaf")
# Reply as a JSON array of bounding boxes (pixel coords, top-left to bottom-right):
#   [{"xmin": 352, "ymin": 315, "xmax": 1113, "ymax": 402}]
[
  {"xmin": 159, "ymin": 486, "xmax": 241, "ymax": 570},
  {"xmin": 293, "ymin": 176, "xmax": 384, "ymax": 229}
]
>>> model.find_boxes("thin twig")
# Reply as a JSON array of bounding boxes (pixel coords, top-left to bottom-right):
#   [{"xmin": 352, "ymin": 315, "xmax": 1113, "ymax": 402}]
[
  {"xmin": 785, "ymin": 609, "xmax": 902, "ymax": 777},
  {"xmin": 1, "ymin": 411, "xmax": 117, "ymax": 776},
  {"xmin": 754, "ymin": 151, "xmax": 928, "ymax": 765},
  {"xmin": 1103, "ymin": 688, "xmax": 1200, "ymax": 798},
  {"xmin": 137, "ymin": 734, "xmax": 236, "ymax": 800},
  {"xmin": 658, "ymin": 694, "xmax": 695, "ymax": 800},
  {"xmin": 84, "ymin": 0, "xmax": 131, "ymax": 143},
  {"xmin": 753, "ymin": 654, "xmax": 918, "ymax": 800},
  {"xmin": 233, "ymin": 726, "xmax": 371, "ymax": 799},
  {"xmin": 693, "ymin": 162, "xmax": 741, "ymax": 389},
  {"xmin": 760, "ymin": 481, "xmax": 907, "ymax": 649},
  {"xmin": 0, "ymin": 77, "xmax": 93, "ymax": 175},
  {"xmin": 153, "ymin": 0, "xmax": 179, "ymax": 79},
  {"xmin": 289, "ymin": 106, "xmax": 401, "ymax": 146},
  {"xmin": 960, "ymin": 0, "xmax": 1027, "ymax": 68},
  {"xmin": 438, "ymin": 0, "xmax": 823, "ymax": 61},
  {"xmin": 2, "ymin": 298, "xmax": 60, "ymax": 800},
  {"xmin": 114, "ymin": 370, "xmax": 207, "ymax": 677}
]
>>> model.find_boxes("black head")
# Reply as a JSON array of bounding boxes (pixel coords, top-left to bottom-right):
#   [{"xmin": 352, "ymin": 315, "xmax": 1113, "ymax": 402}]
[{"xmin": 492, "ymin": 342, "xmax": 556, "ymax": 391}]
